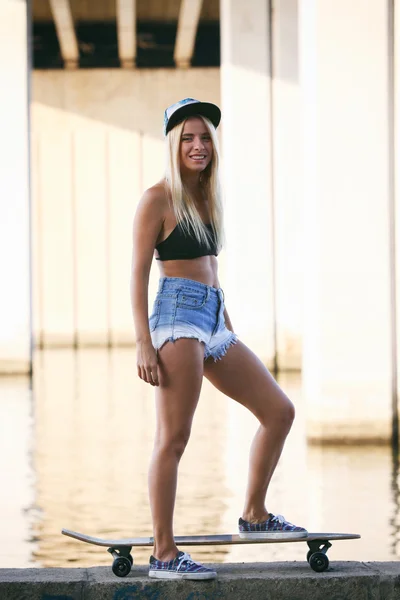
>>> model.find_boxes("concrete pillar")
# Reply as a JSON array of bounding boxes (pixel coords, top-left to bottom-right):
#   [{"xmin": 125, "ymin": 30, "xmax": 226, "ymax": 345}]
[
  {"xmin": 395, "ymin": 0, "xmax": 400, "ymax": 433},
  {"xmin": 271, "ymin": 0, "xmax": 303, "ymax": 370},
  {"xmin": 300, "ymin": 0, "xmax": 392, "ymax": 442},
  {"xmin": 0, "ymin": 1, "xmax": 31, "ymax": 374},
  {"xmin": 220, "ymin": 0, "xmax": 275, "ymax": 364}
]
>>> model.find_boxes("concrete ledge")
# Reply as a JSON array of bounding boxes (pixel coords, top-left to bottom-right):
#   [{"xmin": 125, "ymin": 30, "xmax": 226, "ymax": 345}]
[{"xmin": 1, "ymin": 562, "xmax": 400, "ymax": 600}]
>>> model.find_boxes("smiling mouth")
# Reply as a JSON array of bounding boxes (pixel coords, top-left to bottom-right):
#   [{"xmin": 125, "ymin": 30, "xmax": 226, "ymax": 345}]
[{"xmin": 189, "ymin": 155, "xmax": 207, "ymax": 160}]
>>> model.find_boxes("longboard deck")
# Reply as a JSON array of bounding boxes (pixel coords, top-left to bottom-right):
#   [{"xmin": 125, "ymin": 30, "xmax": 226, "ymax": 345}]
[{"xmin": 62, "ymin": 528, "xmax": 360, "ymax": 547}]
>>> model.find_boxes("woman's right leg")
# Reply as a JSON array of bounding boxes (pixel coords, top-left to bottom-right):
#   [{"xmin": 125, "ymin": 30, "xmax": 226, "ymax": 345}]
[{"xmin": 148, "ymin": 338, "xmax": 205, "ymax": 561}]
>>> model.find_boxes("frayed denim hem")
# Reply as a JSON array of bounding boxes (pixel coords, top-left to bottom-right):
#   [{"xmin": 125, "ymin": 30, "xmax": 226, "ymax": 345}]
[
  {"xmin": 207, "ymin": 332, "xmax": 238, "ymax": 362},
  {"xmin": 154, "ymin": 335, "xmax": 208, "ymax": 355}
]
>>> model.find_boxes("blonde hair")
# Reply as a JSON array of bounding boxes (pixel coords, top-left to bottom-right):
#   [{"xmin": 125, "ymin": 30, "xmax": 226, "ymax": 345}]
[{"xmin": 164, "ymin": 115, "xmax": 224, "ymax": 252}]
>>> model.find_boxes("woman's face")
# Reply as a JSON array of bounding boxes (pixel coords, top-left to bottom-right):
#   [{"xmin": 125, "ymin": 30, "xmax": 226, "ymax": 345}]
[{"xmin": 179, "ymin": 117, "xmax": 213, "ymax": 176}]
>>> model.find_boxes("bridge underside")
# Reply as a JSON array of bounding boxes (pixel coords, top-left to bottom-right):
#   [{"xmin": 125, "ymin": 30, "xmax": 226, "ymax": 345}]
[{"xmin": 33, "ymin": 0, "xmax": 220, "ymax": 69}]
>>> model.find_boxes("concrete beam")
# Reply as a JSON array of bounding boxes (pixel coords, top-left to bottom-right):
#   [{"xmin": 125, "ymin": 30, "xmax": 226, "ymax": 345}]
[
  {"xmin": 174, "ymin": 0, "xmax": 203, "ymax": 68},
  {"xmin": 116, "ymin": 0, "xmax": 136, "ymax": 68},
  {"xmin": 48, "ymin": 0, "xmax": 79, "ymax": 69}
]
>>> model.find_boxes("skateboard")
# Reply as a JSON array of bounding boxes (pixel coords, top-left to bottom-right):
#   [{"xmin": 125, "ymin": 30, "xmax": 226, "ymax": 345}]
[{"xmin": 62, "ymin": 528, "xmax": 360, "ymax": 577}]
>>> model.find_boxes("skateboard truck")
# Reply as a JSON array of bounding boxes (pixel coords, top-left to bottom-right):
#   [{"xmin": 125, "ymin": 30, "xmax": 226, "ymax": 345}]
[
  {"xmin": 107, "ymin": 545, "xmax": 134, "ymax": 577},
  {"xmin": 306, "ymin": 539, "xmax": 332, "ymax": 572}
]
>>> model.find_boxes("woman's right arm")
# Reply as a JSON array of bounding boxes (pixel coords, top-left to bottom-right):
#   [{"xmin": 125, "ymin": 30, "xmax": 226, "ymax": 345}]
[{"xmin": 130, "ymin": 186, "xmax": 165, "ymax": 386}]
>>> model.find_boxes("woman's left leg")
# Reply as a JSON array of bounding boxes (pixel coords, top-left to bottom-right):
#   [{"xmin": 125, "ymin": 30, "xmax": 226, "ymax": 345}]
[{"xmin": 204, "ymin": 339, "xmax": 295, "ymax": 522}]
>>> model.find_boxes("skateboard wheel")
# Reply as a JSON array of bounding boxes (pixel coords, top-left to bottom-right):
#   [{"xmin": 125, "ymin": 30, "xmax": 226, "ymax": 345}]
[
  {"xmin": 306, "ymin": 550, "xmax": 313, "ymax": 563},
  {"xmin": 128, "ymin": 554, "xmax": 133, "ymax": 565},
  {"xmin": 112, "ymin": 556, "xmax": 131, "ymax": 577},
  {"xmin": 309, "ymin": 552, "xmax": 329, "ymax": 573}
]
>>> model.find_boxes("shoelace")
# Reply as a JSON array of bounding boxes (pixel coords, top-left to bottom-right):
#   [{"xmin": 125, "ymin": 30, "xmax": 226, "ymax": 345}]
[
  {"xmin": 176, "ymin": 552, "xmax": 202, "ymax": 572},
  {"xmin": 271, "ymin": 514, "xmax": 292, "ymax": 525}
]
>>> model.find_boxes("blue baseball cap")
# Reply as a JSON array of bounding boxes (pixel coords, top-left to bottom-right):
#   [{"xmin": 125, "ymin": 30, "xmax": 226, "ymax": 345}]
[{"xmin": 164, "ymin": 98, "xmax": 221, "ymax": 136}]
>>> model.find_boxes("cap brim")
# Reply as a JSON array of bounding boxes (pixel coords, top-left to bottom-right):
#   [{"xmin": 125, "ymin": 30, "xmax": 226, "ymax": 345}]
[{"xmin": 165, "ymin": 102, "xmax": 221, "ymax": 135}]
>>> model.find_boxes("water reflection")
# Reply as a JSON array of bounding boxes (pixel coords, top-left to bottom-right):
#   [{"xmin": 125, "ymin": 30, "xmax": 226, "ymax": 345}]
[
  {"xmin": 390, "ymin": 446, "xmax": 400, "ymax": 557},
  {"xmin": 32, "ymin": 348, "xmax": 230, "ymax": 566},
  {"xmin": 0, "ymin": 379, "xmax": 36, "ymax": 567},
  {"xmin": 1, "ymin": 348, "xmax": 400, "ymax": 567}
]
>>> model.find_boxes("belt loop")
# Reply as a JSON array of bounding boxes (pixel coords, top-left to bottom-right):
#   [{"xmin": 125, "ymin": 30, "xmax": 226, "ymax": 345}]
[
  {"xmin": 158, "ymin": 278, "xmax": 165, "ymax": 293},
  {"xmin": 219, "ymin": 288, "xmax": 225, "ymax": 303}
]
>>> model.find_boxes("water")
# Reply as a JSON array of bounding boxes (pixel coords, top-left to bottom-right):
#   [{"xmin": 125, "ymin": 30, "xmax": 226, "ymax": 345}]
[{"xmin": 1, "ymin": 347, "xmax": 399, "ymax": 568}]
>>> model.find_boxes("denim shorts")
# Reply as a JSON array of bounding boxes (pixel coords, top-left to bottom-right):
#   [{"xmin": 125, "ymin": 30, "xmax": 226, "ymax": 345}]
[{"xmin": 149, "ymin": 277, "xmax": 238, "ymax": 362}]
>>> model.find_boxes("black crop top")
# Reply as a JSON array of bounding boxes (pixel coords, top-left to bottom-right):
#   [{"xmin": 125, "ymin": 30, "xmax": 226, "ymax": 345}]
[{"xmin": 155, "ymin": 221, "xmax": 219, "ymax": 261}]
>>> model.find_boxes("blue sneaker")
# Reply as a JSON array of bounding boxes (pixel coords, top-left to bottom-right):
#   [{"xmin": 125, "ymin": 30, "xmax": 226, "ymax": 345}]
[
  {"xmin": 239, "ymin": 513, "xmax": 308, "ymax": 540},
  {"xmin": 149, "ymin": 550, "xmax": 217, "ymax": 580}
]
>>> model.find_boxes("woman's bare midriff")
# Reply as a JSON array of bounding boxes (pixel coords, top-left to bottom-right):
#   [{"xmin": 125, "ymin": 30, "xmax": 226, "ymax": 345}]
[
  {"xmin": 153, "ymin": 185, "xmax": 219, "ymax": 288},
  {"xmin": 157, "ymin": 255, "xmax": 219, "ymax": 289}
]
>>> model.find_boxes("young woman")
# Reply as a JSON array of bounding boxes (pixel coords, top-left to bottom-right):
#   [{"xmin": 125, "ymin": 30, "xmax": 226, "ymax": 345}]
[{"xmin": 131, "ymin": 98, "xmax": 307, "ymax": 581}]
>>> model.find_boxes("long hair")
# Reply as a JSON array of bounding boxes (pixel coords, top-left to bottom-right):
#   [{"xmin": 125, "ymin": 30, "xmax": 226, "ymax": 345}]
[{"xmin": 164, "ymin": 115, "xmax": 225, "ymax": 252}]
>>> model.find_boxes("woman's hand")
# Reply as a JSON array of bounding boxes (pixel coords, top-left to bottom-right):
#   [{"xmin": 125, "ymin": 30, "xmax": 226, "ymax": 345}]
[{"xmin": 136, "ymin": 339, "xmax": 159, "ymax": 386}]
